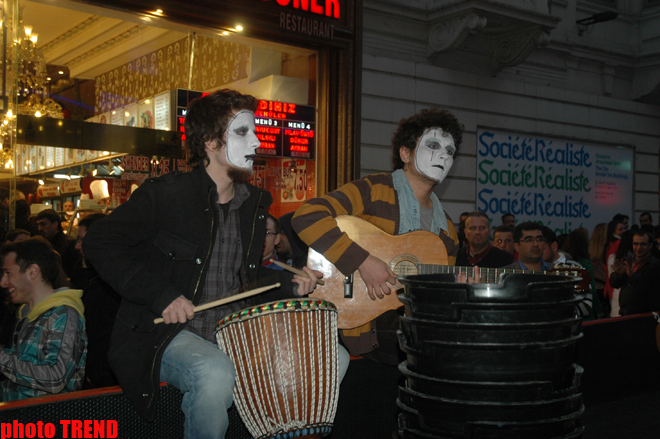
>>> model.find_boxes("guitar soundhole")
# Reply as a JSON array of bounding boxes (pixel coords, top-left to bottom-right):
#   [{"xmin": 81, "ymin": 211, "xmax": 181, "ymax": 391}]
[{"xmin": 393, "ymin": 260, "xmax": 419, "ymax": 277}]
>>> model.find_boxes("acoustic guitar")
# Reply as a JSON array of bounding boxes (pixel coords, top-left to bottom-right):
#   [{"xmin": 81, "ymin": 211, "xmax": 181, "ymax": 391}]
[{"xmin": 307, "ymin": 216, "xmax": 589, "ymax": 329}]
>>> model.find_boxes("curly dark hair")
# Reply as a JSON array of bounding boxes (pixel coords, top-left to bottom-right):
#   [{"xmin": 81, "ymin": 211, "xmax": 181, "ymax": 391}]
[
  {"xmin": 184, "ymin": 89, "xmax": 259, "ymax": 168},
  {"xmin": 391, "ymin": 107, "xmax": 464, "ymax": 170}
]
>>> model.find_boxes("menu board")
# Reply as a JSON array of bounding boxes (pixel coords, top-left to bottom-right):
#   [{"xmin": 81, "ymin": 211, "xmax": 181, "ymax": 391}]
[
  {"xmin": 254, "ymin": 100, "xmax": 315, "ymax": 159},
  {"xmin": 29, "ymin": 146, "xmax": 37, "ymax": 173},
  {"xmin": 124, "ymin": 104, "xmax": 138, "ymax": 127},
  {"xmin": 65, "ymin": 148, "xmax": 75, "ymax": 165},
  {"xmin": 154, "ymin": 92, "xmax": 171, "ymax": 130},
  {"xmin": 37, "ymin": 146, "xmax": 46, "ymax": 170},
  {"xmin": 17, "ymin": 145, "xmax": 27, "ymax": 175},
  {"xmin": 55, "ymin": 147, "xmax": 65, "ymax": 167},
  {"xmin": 111, "ymin": 110, "xmax": 123, "ymax": 126},
  {"xmin": 46, "ymin": 147, "xmax": 55, "ymax": 169},
  {"xmin": 74, "ymin": 148, "xmax": 86, "ymax": 163},
  {"xmin": 138, "ymin": 99, "xmax": 154, "ymax": 129}
]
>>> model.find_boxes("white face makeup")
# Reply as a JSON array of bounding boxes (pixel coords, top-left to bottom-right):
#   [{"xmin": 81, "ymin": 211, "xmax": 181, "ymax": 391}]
[
  {"xmin": 225, "ymin": 110, "xmax": 260, "ymax": 170},
  {"xmin": 414, "ymin": 128, "xmax": 455, "ymax": 183}
]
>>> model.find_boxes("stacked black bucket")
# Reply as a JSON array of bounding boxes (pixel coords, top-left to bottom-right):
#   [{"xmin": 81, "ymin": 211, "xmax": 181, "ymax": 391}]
[{"xmin": 396, "ymin": 273, "xmax": 585, "ymax": 439}]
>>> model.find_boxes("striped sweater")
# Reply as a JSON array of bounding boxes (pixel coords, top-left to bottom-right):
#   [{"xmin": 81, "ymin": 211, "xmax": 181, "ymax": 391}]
[{"xmin": 292, "ymin": 172, "xmax": 459, "ymax": 275}]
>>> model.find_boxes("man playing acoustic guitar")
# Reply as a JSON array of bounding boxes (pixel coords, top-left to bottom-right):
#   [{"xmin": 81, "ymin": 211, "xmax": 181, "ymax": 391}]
[{"xmin": 292, "ymin": 108, "xmax": 462, "ymax": 364}]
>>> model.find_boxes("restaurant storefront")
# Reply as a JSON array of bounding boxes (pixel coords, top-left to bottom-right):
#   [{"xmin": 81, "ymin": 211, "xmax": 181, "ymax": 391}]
[{"xmin": 1, "ymin": 0, "xmax": 361, "ymax": 230}]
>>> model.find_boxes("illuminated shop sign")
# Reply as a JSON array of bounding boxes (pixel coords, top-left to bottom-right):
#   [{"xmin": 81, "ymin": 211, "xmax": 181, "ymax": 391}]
[
  {"xmin": 262, "ymin": 0, "xmax": 341, "ymax": 19},
  {"xmin": 255, "ymin": 100, "xmax": 315, "ymax": 159}
]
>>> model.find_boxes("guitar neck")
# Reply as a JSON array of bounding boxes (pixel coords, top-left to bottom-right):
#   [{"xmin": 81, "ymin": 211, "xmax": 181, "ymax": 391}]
[{"xmin": 417, "ymin": 264, "xmax": 552, "ymax": 283}]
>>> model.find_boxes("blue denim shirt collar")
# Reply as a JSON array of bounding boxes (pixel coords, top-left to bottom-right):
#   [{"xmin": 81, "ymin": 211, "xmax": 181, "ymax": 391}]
[{"xmin": 392, "ymin": 169, "xmax": 448, "ymax": 235}]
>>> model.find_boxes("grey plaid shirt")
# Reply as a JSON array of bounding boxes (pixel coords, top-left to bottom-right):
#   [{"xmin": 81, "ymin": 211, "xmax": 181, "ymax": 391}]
[{"xmin": 186, "ymin": 183, "xmax": 250, "ymax": 342}]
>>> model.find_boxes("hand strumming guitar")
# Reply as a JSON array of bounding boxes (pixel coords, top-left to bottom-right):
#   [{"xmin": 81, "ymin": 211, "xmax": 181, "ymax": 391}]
[
  {"xmin": 358, "ymin": 254, "xmax": 398, "ymax": 301},
  {"xmin": 456, "ymin": 266, "xmax": 482, "ymax": 284}
]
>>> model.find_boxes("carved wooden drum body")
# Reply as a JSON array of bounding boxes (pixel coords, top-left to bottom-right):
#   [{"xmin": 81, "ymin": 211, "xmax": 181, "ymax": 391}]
[{"xmin": 215, "ymin": 299, "xmax": 339, "ymax": 439}]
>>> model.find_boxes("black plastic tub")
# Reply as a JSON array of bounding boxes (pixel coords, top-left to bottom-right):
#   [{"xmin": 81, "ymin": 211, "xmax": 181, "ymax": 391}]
[
  {"xmin": 397, "ymin": 399, "xmax": 585, "ymax": 439},
  {"xmin": 398, "ymin": 331, "xmax": 581, "ymax": 382},
  {"xmin": 398, "ymin": 273, "xmax": 582, "ymax": 324},
  {"xmin": 399, "ymin": 315, "xmax": 583, "ymax": 345},
  {"xmin": 398, "ymin": 362, "xmax": 583, "ymax": 403}
]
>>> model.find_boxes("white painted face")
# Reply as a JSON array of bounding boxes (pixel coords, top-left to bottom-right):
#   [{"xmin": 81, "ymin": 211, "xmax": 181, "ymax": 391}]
[
  {"xmin": 225, "ymin": 110, "xmax": 260, "ymax": 170},
  {"xmin": 414, "ymin": 128, "xmax": 455, "ymax": 183}
]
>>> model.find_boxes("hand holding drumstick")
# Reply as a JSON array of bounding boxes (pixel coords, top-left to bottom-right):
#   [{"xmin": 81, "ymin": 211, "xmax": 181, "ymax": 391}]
[
  {"xmin": 269, "ymin": 259, "xmax": 325, "ymax": 286},
  {"xmin": 155, "ymin": 283, "xmax": 281, "ymax": 324}
]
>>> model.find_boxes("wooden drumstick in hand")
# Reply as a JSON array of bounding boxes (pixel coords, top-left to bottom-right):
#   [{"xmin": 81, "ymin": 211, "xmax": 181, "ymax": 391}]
[
  {"xmin": 154, "ymin": 283, "xmax": 281, "ymax": 324},
  {"xmin": 269, "ymin": 259, "xmax": 325, "ymax": 285}
]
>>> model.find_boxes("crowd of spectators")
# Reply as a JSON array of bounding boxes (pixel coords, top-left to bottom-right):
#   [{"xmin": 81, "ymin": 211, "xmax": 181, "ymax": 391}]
[{"xmin": 0, "ymin": 184, "xmax": 657, "ymax": 402}]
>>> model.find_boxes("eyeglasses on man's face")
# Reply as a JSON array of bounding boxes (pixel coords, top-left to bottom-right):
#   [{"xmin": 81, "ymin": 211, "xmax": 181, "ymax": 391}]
[
  {"xmin": 265, "ymin": 230, "xmax": 279, "ymax": 237},
  {"xmin": 519, "ymin": 236, "xmax": 545, "ymax": 244}
]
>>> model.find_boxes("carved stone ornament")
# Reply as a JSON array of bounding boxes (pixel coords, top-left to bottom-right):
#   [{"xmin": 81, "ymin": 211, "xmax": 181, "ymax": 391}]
[
  {"xmin": 632, "ymin": 68, "xmax": 660, "ymax": 101},
  {"xmin": 491, "ymin": 29, "xmax": 550, "ymax": 75},
  {"xmin": 428, "ymin": 14, "xmax": 487, "ymax": 55}
]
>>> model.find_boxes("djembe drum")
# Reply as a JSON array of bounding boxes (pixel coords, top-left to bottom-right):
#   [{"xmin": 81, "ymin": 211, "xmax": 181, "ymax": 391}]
[{"xmin": 215, "ymin": 299, "xmax": 340, "ymax": 439}]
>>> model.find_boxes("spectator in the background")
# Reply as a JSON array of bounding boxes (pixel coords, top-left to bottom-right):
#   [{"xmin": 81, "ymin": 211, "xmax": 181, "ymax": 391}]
[
  {"xmin": 557, "ymin": 233, "xmax": 569, "ymax": 252},
  {"xmin": 608, "ymin": 230, "xmax": 634, "ymax": 317},
  {"xmin": 0, "ymin": 229, "xmax": 32, "ymax": 347},
  {"xmin": 603, "ymin": 220, "xmax": 626, "ymax": 316},
  {"xmin": 493, "ymin": 225, "xmax": 517, "ymax": 260},
  {"xmin": 261, "ymin": 214, "xmax": 284, "ymax": 271},
  {"xmin": 611, "ymin": 230, "xmax": 660, "ymax": 316},
  {"xmin": 14, "ymin": 200, "xmax": 37, "ymax": 237},
  {"xmin": 277, "ymin": 212, "xmax": 309, "ymax": 269},
  {"xmin": 541, "ymin": 227, "xmax": 578, "ymax": 267},
  {"xmin": 70, "ymin": 214, "xmax": 108, "ymax": 290},
  {"xmin": 501, "ymin": 213, "xmax": 515, "ymax": 228},
  {"xmin": 74, "ymin": 213, "xmax": 120, "ymax": 388},
  {"xmin": 504, "ymin": 222, "xmax": 549, "ymax": 271},
  {"xmin": 612, "ymin": 213, "xmax": 629, "ymax": 231},
  {"xmin": 36, "ymin": 209, "xmax": 79, "ymax": 278},
  {"xmin": 456, "ymin": 211, "xmax": 512, "ymax": 268},
  {"xmin": 652, "ymin": 227, "xmax": 660, "ymax": 260},
  {"xmin": 640, "ymin": 212, "xmax": 653, "ymax": 227},
  {"xmin": 457, "ymin": 212, "xmax": 469, "ymax": 249},
  {"xmin": 0, "ymin": 238, "xmax": 87, "ymax": 401},
  {"xmin": 4, "ymin": 229, "xmax": 30, "ymax": 244},
  {"xmin": 565, "ymin": 230, "xmax": 604, "ymax": 320},
  {"xmin": 589, "ymin": 223, "xmax": 608, "ymax": 293}
]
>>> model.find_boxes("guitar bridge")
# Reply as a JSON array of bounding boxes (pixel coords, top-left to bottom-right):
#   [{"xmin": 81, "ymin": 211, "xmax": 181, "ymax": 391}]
[{"xmin": 344, "ymin": 273, "xmax": 353, "ymax": 298}]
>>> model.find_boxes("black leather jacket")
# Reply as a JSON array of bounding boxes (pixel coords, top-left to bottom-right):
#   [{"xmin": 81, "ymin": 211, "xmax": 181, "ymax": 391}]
[{"xmin": 83, "ymin": 167, "xmax": 294, "ymax": 420}]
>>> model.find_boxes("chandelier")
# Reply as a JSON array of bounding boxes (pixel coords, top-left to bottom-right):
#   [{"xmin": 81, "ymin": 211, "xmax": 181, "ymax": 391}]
[
  {"xmin": 0, "ymin": 7, "xmax": 64, "ymax": 169},
  {"xmin": 14, "ymin": 22, "xmax": 64, "ymax": 119}
]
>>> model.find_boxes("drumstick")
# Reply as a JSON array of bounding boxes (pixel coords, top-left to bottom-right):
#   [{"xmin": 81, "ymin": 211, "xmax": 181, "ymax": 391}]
[
  {"xmin": 153, "ymin": 283, "xmax": 281, "ymax": 324},
  {"xmin": 269, "ymin": 259, "xmax": 325, "ymax": 285}
]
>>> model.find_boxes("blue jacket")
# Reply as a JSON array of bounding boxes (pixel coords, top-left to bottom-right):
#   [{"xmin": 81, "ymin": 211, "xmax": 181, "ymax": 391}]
[{"xmin": 0, "ymin": 288, "xmax": 87, "ymax": 401}]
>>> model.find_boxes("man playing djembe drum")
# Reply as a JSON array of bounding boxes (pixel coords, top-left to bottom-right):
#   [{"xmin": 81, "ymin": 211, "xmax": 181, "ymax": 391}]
[{"xmin": 84, "ymin": 89, "xmax": 350, "ymax": 439}]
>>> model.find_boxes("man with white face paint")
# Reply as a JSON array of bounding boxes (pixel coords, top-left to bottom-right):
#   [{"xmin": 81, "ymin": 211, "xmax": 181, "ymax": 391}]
[
  {"xmin": 293, "ymin": 108, "xmax": 462, "ymax": 364},
  {"xmin": 83, "ymin": 90, "xmax": 348, "ymax": 439},
  {"xmin": 413, "ymin": 127, "xmax": 456, "ymax": 182},
  {"xmin": 224, "ymin": 110, "xmax": 260, "ymax": 171}
]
